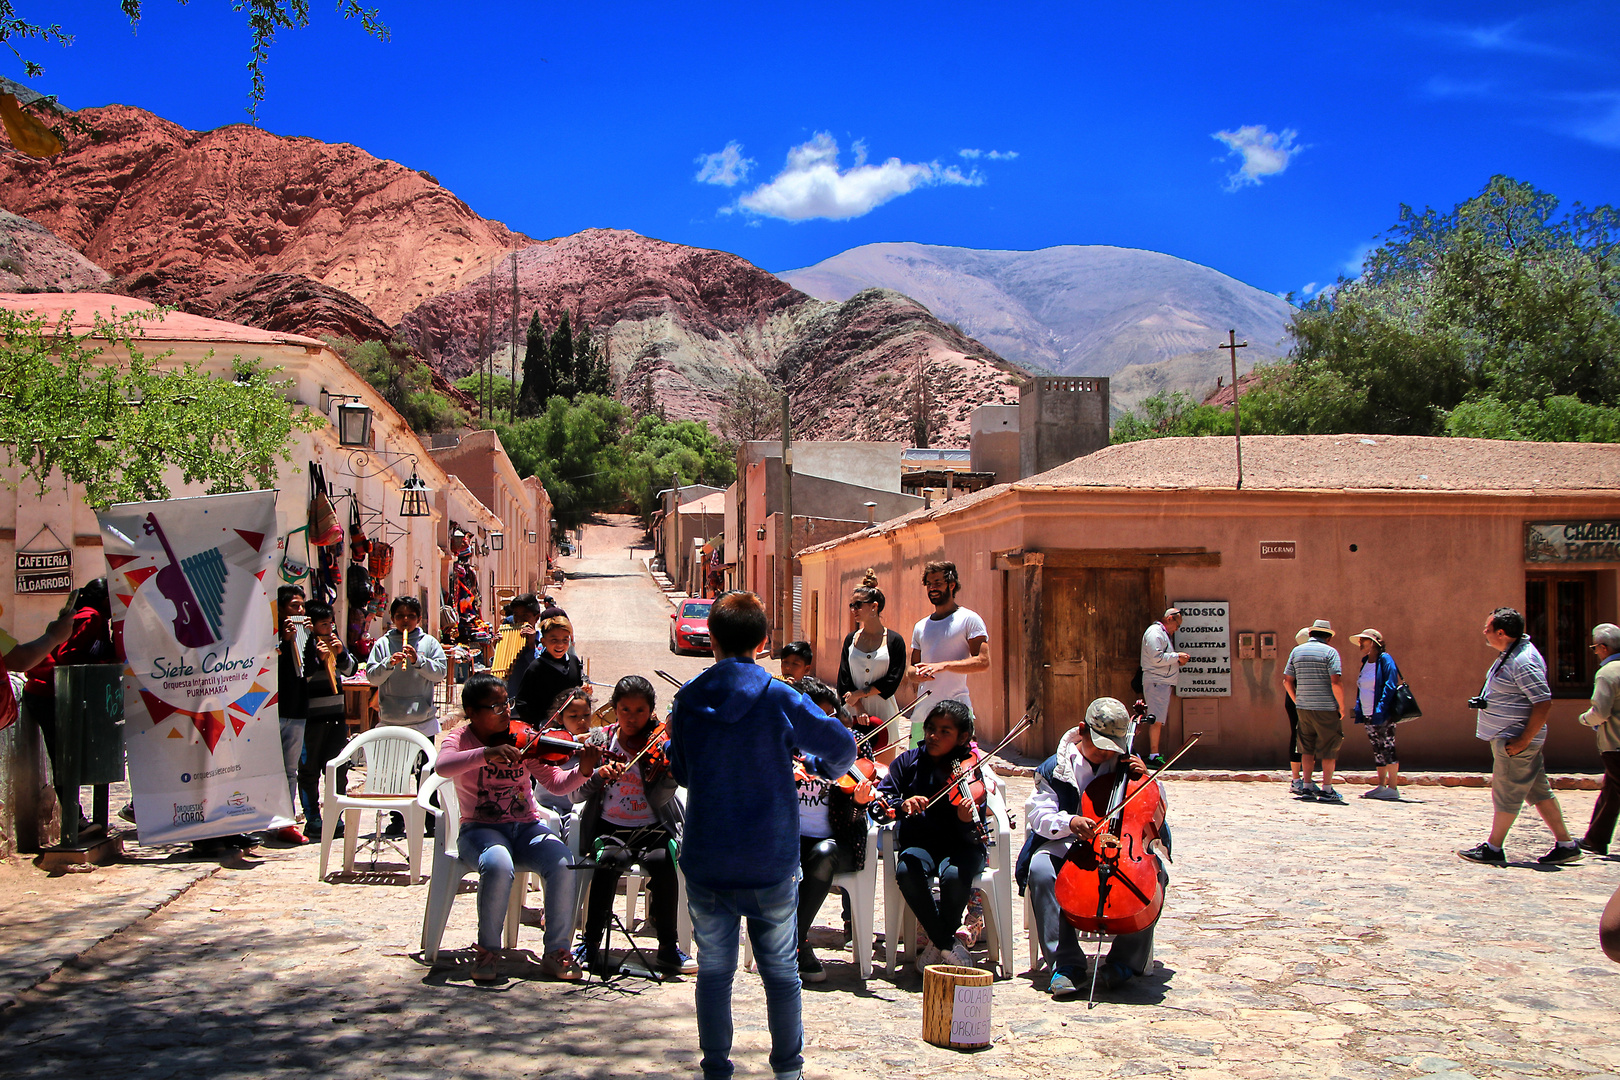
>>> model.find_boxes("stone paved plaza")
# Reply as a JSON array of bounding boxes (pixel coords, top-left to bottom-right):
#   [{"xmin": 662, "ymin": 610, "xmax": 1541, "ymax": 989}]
[
  {"xmin": 4, "ymin": 519, "xmax": 1617, "ymax": 1079},
  {"xmin": 2, "ymin": 777, "xmax": 1616, "ymax": 1080}
]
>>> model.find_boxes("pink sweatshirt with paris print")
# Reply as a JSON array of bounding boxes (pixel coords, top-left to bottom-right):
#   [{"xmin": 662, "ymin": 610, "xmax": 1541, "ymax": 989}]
[{"xmin": 435, "ymin": 724, "xmax": 591, "ymax": 826}]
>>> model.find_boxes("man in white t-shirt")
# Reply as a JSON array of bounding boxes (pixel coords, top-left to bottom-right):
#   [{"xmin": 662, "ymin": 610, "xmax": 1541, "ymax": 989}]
[{"xmin": 909, "ymin": 560, "xmax": 990, "ymax": 748}]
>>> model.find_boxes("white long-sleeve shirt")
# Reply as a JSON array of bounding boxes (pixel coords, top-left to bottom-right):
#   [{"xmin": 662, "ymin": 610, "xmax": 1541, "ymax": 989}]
[{"xmin": 1140, "ymin": 621, "xmax": 1182, "ymax": 683}]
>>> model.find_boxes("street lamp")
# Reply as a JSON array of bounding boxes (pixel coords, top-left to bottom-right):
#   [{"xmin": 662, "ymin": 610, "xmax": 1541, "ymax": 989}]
[
  {"xmin": 336, "ymin": 402, "xmax": 373, "ymax": 447},
  {"xmin": 399, "ymin": 473, "xmax": 432, "ymax": 518},
  {"xmin": 490, "ymin": 531, "xmax": 504, "ymax": 551}
]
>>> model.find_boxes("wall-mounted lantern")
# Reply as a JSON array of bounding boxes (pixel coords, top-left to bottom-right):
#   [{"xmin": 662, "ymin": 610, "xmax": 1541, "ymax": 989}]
[
  {"xmin": 336, "ymin": 402, "xmax": 373, "ymax": 447},
  {"xmin": 490, "ymin": 531, "xmax": 504, "ymax": 551},
  {"xmin": 399, "ymin": 473, "xmax": 432, "ymax": 518}
]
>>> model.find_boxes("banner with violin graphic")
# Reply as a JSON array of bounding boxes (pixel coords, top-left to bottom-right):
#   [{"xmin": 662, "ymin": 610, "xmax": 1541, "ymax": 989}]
[{"xmin": 97, "ymin": 491, "xmax": 293, "ymax": 845}]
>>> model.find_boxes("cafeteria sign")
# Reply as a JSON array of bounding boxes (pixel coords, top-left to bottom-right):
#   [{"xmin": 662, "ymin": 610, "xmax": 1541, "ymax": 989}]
[
  {"xmin": 16, "ymin": 548, "xmax": 72, "ymax": 594},
  {"xmin": 1526, "ymin": 521, "xmax": 1620, "ymax": 564}
]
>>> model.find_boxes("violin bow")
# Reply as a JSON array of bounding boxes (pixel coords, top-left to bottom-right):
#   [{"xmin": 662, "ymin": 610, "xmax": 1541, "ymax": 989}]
[
  {"xmin": 653, "ymin": 669, "xmax": 686, "ymax": 690},
  {"xmin": 916, "ymin": 705, "xmax": 1039, "ymax": 812},
  {"xmin": 852, "ymin": 690, "xmax": 932, "ymax": 752},
  {"xmin": 1094, "ymin": 731, "xmax": 1204, "ymax": 829}
]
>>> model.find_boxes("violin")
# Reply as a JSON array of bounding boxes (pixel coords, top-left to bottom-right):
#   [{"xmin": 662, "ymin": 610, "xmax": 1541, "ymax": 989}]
[
  {"xmin": 1054, "ymin": 708, "xmax": 1201, "ymax": 940},
  {"xmin": 866, "ymin": 708, "xmax": 1037, "ymax": 838},
  {"xmin": 947, "ymin": 753, "xmax": 993, "ymax": 846},
  {"xmin": 488, "ymin": 719, "xmax": 589, "ymax": 762}
]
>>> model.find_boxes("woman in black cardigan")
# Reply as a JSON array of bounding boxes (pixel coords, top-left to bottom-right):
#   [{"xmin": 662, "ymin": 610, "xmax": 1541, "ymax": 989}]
[{"xmin": 836, "ymin": 570, "xmax": 908, "ymax": 763}]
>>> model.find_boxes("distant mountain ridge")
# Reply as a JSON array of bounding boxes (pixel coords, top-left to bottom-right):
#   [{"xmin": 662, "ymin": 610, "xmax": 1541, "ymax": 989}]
[{"xmin": 781, "ymin": 242, "xmax": 1296, "ymax": 411}]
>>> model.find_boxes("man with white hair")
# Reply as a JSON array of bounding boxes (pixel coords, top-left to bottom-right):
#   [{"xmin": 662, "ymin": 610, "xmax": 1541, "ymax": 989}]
[
  {"xmin": 1578, "ymin": 622, "xmax": 1620, "ymax": 857},
  {"xmin": 1139, "ymin": 609, "xmax": 1188, "ymax": 768}
]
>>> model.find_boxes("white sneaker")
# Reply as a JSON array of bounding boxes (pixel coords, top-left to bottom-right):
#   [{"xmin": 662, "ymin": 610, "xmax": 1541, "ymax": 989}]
[
  {"xmin": 1370, "ymin": 786, "xmax": 1402, "ymax": 801},
  {"xmin": 1359, "ymin": 786, "xmax": 1385, "ymax": 799},
  {"xmin": 946, "ymin": 941, "xmax": 976, "ymax": 968},
  {"xmin": 915, "ymin": 942, "xmax": 944, "ymax": 974}
]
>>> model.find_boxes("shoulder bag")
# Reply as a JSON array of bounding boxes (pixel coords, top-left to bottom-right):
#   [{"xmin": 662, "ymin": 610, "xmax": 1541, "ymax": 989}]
[{"xmin": 1391, "ymin": 657, "xmax": 1422, "ymax": 722}]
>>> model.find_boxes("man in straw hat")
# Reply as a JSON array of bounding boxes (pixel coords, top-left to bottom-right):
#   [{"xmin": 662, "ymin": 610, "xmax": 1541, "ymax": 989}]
[
  {"xmin": 1284, "ymin": 619, "xmax": 1346, "ymax": 803},
  {"xmin": 1022, "ymin": 697, "xmax": 1166, "ymax": 999}
]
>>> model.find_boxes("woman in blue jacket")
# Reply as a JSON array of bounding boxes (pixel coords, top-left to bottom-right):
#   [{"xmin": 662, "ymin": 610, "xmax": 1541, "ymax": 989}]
[{"xmin": 1351, "ymin": 629, "xmax": 1402, "ymax": 800}]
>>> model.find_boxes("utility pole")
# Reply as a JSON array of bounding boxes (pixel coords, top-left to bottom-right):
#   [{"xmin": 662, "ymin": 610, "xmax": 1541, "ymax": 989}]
[
  {"xmin": 779, "ymin": 393, "xmax": 792, "ymax": 654},
  {"xmin": 1218, "ymin": 330, "xmax": 1249, "ymax": 489},
  {"xmin": 510, "ymin": 254, "xmax": 518, "ymax": 422},
  {"xmin": 484, "ymin": 259, "xmax": 496, "ymax": 422}
]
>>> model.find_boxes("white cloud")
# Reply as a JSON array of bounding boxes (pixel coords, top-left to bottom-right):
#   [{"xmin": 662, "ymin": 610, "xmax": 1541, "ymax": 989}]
[
  {"xmin": 738, "ymin": 133, "xmax": 981, "ymax": 221},
  {"xmin": 1563, "ymin": 90, "xmax": 1620, "ymax": 148},
  {"xmin": 959, "ymin": 148, "xmax": 1018, "ymax": 160},
  {"xmin": 959, "ymin": 148, "xmax": 981, "ymax": 159},
  {"xmin": 1343, "ymin": 243, "xmax": 1375, "ymax": 279},
  {"xmin": 1212, "ymin": 124, "xmax": 1302, "ymax": 190},
  {"xmin": 1443, "ymin": 20, "xmax": 1569, "ymax": 58},
  {"xmin": 694, "ymin": 141, "xmax": 754, "ymax": 187}
]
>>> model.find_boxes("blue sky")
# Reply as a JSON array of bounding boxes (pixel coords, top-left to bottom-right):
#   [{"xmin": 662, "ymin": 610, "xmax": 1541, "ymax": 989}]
[{"xmin": 22, "ymin": 1, "xmax": 1620, "ymax": 300}]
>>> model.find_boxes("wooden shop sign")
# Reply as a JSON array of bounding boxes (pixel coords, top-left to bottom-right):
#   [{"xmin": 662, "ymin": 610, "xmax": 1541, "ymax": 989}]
[
  {"xmin": 16, "ymin": 548, "xmax": 73, "ymax": 594},
  {"xmin": 1259, "ymin": 541, "xmax": 1296, "ymax": 560},
  {"xmin": 1526, "ymin": 521, "xmax": 1620, "ymax": 564}
]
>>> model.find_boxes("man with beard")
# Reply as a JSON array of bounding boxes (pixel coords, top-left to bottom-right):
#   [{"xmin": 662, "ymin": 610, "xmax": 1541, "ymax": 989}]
[{"xmin": 909, "ymin": 560, "xmax": 990, "ymax": 749}]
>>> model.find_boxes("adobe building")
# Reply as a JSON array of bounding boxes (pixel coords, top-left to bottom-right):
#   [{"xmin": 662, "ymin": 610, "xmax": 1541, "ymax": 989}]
[
  {"xmin": 797, "ymin": 434, "xmax": 1620, "ymax": 771},
  {"xmin": 0, "ymin": 294, "xmax": 548, "ymax": 853},
  {"xmin": 1019, "ymin": 376, "xmax": 1109, "ymax": 478}
]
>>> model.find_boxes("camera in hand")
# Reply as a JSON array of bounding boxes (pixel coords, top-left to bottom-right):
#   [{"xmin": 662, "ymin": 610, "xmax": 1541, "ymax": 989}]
[{"xmin": 1468, "ymin": 694, "xmax": 1489, "ymax": 710}]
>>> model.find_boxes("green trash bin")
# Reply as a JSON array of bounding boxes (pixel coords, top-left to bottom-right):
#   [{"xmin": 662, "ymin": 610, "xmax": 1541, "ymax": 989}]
[{"xmin": 53, "ymin": 664, "xmax": 125, "ymax": 846}]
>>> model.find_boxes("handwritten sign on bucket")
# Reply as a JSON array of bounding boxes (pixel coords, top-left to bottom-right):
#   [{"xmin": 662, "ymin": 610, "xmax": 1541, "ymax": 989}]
[{"xmin": 922, "ymin": 964, "xmax": 993, "ymax": 1049}]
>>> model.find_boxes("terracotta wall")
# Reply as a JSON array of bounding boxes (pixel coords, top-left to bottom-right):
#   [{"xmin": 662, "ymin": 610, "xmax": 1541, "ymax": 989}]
[{"xmin": 800, "ymin": 487, "xmax": 1620, "ymax": 771}]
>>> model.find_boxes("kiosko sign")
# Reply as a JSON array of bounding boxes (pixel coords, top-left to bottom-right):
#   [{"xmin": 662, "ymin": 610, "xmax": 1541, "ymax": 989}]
[
  {"xmin": 15, "ymin": 548, "xmax": 72, "ymax": 593},
  {"xmin": 97, "ymin": 491, "xmax": 292, "ymax": 845},
  {"xmin": 1172, "ymin": 601, "xmax": 1231, "ymax": 696},
  {"xmin": 1526, "ymin": 521, "xmax": 1620, "ymax": 564}
]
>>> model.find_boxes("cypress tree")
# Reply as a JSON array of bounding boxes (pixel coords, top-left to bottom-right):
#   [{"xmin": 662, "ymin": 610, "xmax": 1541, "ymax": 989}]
[
  {"xmin": 517, "ymin": 310, "xmax": 550, "ymax": 416},
  {"xmin": 550, "ymin": 311, "xmax": 576, "ymax": 401}
]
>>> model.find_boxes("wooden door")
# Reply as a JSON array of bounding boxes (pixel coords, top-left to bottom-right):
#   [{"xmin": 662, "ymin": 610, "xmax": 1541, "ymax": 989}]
[{"xmin": 1039, "ymin": 569, "xmax": 1155, "ymax": 750}]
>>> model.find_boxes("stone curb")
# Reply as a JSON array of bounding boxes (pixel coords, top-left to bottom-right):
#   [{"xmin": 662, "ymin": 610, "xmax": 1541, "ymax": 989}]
[
  {"xmin": 0, "ymin": 861, "xmax": 220, "ymax": 1015},
  {"xmin": 985, "ymin": 759, "xmax": 1603, "ymax": 789}
]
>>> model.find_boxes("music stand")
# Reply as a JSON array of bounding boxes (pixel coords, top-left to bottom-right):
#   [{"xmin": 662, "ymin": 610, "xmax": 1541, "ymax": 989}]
[{"xmin": 569, "ymin": 839, "xmax": 665, "ymax": 986}]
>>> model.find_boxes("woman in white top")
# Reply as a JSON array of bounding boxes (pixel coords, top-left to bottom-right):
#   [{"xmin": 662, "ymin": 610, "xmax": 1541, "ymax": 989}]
[{"xmin": 836, "ymin": 570, "xmax": 908, "ymax": 764}]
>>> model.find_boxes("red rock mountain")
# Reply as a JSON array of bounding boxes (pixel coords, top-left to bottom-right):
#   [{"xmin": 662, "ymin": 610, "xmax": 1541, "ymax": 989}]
[
  {"xmin": 0, "ymin": 104, "xmax": 528, "ymax": 324},
  {"xmin": 401, "ymin": 229, "xmax": 1025, "ymax": 443},
  {"xmin": 0, "ymin": 105, "xmax": 1023, "ymax": 442}
]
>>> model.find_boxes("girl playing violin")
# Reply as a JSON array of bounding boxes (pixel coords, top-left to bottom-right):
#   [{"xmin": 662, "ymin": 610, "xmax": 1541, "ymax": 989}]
[
  {"xmin": 433, "ymin": 673, "xmax": 592, "ymax": 984},
  {"xmin": 532, "ymin": 685, "xmax": 600, "ymax": 836},
  {"xmin": 868, "ymin": 698, "xmax": 987, "ymax": 972},
  {"xmin": 793, "ymin": 677, "xmax": 873, "ymax": 982},
  {"xmin": 574, "ymin": 675, "xmax": 694, "ymax": 977}
]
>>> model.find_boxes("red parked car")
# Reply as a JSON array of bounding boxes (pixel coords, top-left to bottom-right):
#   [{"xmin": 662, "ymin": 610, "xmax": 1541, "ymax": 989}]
[{"xmin": 669, "ymin": 598, "xmax": 713, "ymax": 654}]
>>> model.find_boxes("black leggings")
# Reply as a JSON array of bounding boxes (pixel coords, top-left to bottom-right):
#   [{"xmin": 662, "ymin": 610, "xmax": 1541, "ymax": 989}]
[
  {"xmin": 1286, "ymin": 696, "xmax": 1302, "ymax": 764},
  {"xmin": 584, "ymin": 823, "xmax": 678, "ymax": 953},
  {"xmin": 797, "ymin": 835, "xmax": 856, "ymax": 946}
]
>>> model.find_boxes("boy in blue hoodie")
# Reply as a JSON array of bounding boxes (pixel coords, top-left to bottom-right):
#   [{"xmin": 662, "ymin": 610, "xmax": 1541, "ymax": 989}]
[{"xmin": 667, "ymin": 591, "xmax": 857, "ymax": 1080}]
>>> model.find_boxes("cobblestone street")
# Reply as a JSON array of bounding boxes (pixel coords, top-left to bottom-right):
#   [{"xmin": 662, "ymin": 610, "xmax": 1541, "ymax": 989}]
[{"xmin": 3, "ymin": 518, "xmax": 1618, "ymax": 1080}]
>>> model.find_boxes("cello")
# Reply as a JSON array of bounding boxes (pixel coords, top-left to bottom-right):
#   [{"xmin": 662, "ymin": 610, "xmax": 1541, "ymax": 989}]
[{"xmin": 1054, "ymin": 706, "xmax": 1202, "ymax": 940}]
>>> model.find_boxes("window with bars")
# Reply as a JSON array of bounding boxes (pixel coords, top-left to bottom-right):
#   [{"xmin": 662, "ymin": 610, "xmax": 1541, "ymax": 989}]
[{"xmin": 1525, "ymin": 572, "xmax": 1595, "ymax": 697}]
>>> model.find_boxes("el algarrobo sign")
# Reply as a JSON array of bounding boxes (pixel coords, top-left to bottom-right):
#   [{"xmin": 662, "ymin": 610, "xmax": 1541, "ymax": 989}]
[
  {"xmin": 1172, "ymin": 601, "xmax": 1231, "ymax": 697},
  {"xmin": 97, "ymin": 490, "xmax": 294, "ymax": 845}
]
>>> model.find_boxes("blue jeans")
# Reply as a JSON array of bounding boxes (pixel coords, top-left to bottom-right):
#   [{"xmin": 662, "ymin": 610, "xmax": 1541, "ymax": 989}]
[
  {"xmin": 458, "ymin": 820, "xmax": 575, "ymax": 954},
  {"xmin": 893, "ymin": 844, "xmax": 986, "ymax": 950},
  {"xmin": 686, "ymin": 874, "xmax": 803, "ymax": 1080}
]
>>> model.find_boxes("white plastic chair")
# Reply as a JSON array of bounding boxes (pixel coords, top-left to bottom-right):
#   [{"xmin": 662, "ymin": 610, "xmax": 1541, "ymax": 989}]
[
  {"xmin": 883, "ymin": 785, "xmax": 1015, "ymax": 979},
  {"xmin": 414, "ymin": 773, "xmax": 522, "ymax": 960},
  {"xmin": 745, "ymin": 814, "xmax": 881, "ymax": 980},
  {"xmin": 567, "ymin": 813, "xmax": 693, "ymax": 954},
  {"xmin": 317, "ymin": 726, "xmax": 435, "ymax": 883}
]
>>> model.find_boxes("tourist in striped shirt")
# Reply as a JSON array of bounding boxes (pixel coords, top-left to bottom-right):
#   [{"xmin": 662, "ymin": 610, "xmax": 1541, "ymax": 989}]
[{"xmin": 1283, "ymin": 619, "xmax": 1346, "ymax": 803}]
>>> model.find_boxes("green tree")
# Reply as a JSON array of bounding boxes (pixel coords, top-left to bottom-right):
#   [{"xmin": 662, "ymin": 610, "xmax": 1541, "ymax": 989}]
[
  {"xmin": 491, "ymin": 394, "xmax": 627, "ymax": 527},
  {"xmin": 0, "ymin": 2, "xmax": 389, "ymax": 118},
  {"xmin": 517, "ymin": 310, "xmax": 550, "ymax": 416},
  {"xmin": 327, "ymin": 335, "xmax": 465, "ymax": 433},
  {"xmin": 1111, "ymin": 390, "xmax": 1234, "ymax": 443},
  {"xmin": 1244, "ymin": 176, "xmax": 1620, "ymax": 439},
  {"xmin": 549, "ymin": 311, "xmax": 576, "ymax": 402},
  {"xmin": 0, "ymin": 306, "xmax": 319, "ymax": 507},
  {"xmin": 453, "ymin": 371, "xmax": 516, "ymax": 416},
  {"xmin": 618, "ymin": 413, "xmax": 737, "ymax": 518},
  {"xmin": 574, "ymin": 325, "xmax": 610, "ymax": 397}
]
